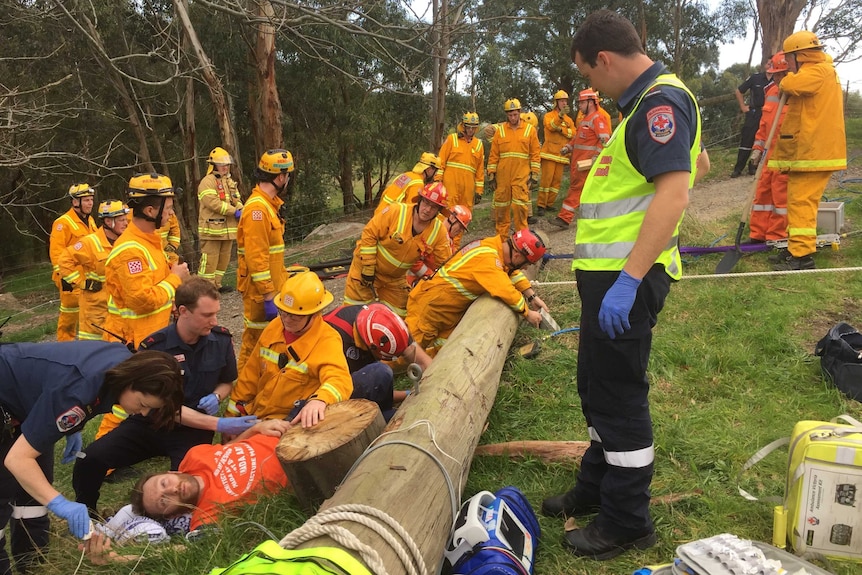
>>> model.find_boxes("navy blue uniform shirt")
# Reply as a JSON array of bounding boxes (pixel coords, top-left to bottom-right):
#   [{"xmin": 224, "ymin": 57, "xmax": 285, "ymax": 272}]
[
  {"xmin": 324, "ymin": 305, "xmax": 377, "ymax": 373},
  {"xmin": 618, "ymin": 62, "xmax": 698, "ymax": 182},
  {"xmin": 138, "ymin": 323, "xmax": 237, "ymax": 410},
  {"xmin": 738, "ymin": 72, "xmax": 768, "ymax": 109},
  {"xmin": 0, "ymin": 341, "xmax": 131, "ymax": 453}
]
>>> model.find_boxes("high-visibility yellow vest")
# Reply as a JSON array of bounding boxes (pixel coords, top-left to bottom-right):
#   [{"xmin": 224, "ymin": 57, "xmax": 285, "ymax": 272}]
[{"xmin": 573, "ymin": 74, "xmax": 701, "ymax": 280}]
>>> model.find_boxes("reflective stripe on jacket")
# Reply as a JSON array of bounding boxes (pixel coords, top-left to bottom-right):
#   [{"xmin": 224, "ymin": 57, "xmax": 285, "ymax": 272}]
[
  {"xmin": 197, "ymin": 172, "xmax": 243, "ymax": 239},
  {"xmin": 375, "ymin": 170, "xmax": 424, "ymax": 216},
  {"xmin": 49, "ymin": 208, "xmax": 97, "ymax": 281},
  {"xmin": 236, "ymin": 186, "xmax": 286, "ymax": 297},
  {"xmin": 540, "ymin": 110, "xmax": 575, "ymax": 164}
]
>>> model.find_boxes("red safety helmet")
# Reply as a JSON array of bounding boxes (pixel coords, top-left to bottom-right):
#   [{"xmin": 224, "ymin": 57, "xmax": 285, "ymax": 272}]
[
  {"xmin": 449, "ymin": 205, "xmax": 472, "ymax": 230},
  {"xmin": 416, "ymin": 182, "xmax": 449, "ymax": 211},
  {"xmin": 356, "ymin": 303, "xmax": 411, "ymax": 360},
  {"xmin": 511, "ymin": 228, "xmax": 546, "ymax": 263}
]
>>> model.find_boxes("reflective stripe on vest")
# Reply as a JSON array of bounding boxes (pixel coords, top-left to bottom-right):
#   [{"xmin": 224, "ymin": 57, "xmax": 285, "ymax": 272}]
[{"xmin": 573, "ymin": 74, "xmax": 701, "ymax": 280}]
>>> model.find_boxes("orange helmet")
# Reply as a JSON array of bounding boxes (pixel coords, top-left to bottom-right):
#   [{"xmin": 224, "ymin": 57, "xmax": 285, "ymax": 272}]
[
  {"xmin": 415, "ymin": 182, "xmax": 449, "ymax": 211},
  {"xmin": 511, "ymin": 228, "xmax": 546, "ymax": 264},
  {"xmin": 449, "ymin": 205, "xmax": 472, "ymax": 230},
  {"xmin": 578, "ymin": 89, "xmax": 599, "ymax": 103},
  {"xmin": 768, "ymin": 52, "xmax": 788, "ymax": 73},
  {"xmin": 356, "ymin": 303, "xmax": 411, "ymax": 360}
]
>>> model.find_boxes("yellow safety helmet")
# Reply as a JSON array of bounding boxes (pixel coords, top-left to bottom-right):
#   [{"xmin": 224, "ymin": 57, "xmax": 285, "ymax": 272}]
[
  {"xmin": 274, "ymin": 271, "xmax": 333, "ymax": 316},
  {"xmin": 553, "ymin": 90, "xmax": 569, "ymax": 101},
  {"xmin": 127, "ymin": 173, "xmax": 174, "ymax": 198},
  {"xmin": 462, "ymin": 112, "xmax": 480, "ymax": 126},
  {"xmin": 504, "ymin": 98, "xmax": 522, "ymax": 112},
  {"xmin": 68, "ymin": 184, "xmax": 95, "ymax": 199},
  {"xmin": 520, "ymin": 111, "xmax": 539, "ymax": 128},
  {"xmin": 412, "ymin": 152, "xmax": 441, "ymax": 174},
  {"xmin": 783, "ymin": 30, "xmax": 823, "ymax": 53},
  {"xmin": 208, "ymin": 146, "xmax": 233, "ymax": 165},
  {"xmin": 97, "ymin": 200, "xmax": 130, "ymax": 218},
  {"xmin": 257, "ymin": 149, "xmax": 295, "ymax": 175}
]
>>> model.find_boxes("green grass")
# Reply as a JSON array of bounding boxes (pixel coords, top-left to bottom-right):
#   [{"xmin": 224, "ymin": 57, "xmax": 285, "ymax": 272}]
[{"xmin": 18, "ymin": 149, "xmax": 862, "ymax": 573}]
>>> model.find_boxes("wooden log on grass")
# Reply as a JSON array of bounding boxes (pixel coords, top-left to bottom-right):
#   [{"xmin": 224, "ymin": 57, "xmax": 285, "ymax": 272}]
[
  {"xmin": 276, "ymin": 399, "xmax": 385, "ymax": 514},
  {"xmin": 290, "ymin": 292, "xmax": 526, "ymax": 573}
]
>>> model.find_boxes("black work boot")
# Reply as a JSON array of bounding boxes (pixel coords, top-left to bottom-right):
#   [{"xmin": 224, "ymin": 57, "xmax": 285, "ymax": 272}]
[
  {"xmin": 773, "ymin": 254, "xmax": 815, "ymax": 271},
  {"xmin": 541, "ymin": 489, "xmax": 600, "ymax": 518},
  {"xmin": 562, "ymin": 521, "xmax": 657, "ymax": 560},
  {"xmin": 767, "ymin": 248, "xmax": 790, "ymax": 264}
]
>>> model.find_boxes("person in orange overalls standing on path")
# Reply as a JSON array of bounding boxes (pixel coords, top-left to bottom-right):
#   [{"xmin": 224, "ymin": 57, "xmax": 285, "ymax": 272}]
[
  {"xmin": 57, "ymin": 201, "xmax": 130, "ymax": 341},
  {"xmin": 550, "ymin": 89, "xmax": 611, "ymax": 229},
  {"xmin": 538, "ymin": 90, "xmax": 575, "ymax": 216},
  {"xmin": 438, "ymin": 112, "xmax": 484, "ymax": 249},
  {"xmin": 768, "ymin": 30, "xmax": 846, "ymax": 271},
  {"xmin": 197, "ymin": 146, "xmax": 244, "ymax": 291},
  {"xmin": 747, "ymin": 53, "xmax": 789, "ymax": 244},
  {"xmin": 487, "ymin": 99, "xmax": 541, "ymax": 239},
  {"xmin": 49, "ymin": 184, "xmax": 98, "ymax": 341},
  {"xmin": 344, "ymin": 182, "xmax": 452, "ymax": 317},
  {"xmin": 236, "ymin": 149, "xmax": 294, "ymax": 371},
  {"xmin": 375, "ymin": 152, "xmax": 441, "ymax": 216},
  {"xmin": 103, "ymin": 174, "xmax": 190, "ymax": 348}
]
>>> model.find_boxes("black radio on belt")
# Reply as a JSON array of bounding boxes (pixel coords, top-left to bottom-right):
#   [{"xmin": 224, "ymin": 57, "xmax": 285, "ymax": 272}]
[{"xmin": 83, "ymin": 279, "xmax": 103, "ymax": 292}]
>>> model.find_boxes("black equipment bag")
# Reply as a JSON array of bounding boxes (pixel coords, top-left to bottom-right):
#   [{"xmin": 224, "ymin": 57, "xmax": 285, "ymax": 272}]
[{"xmin": 814, "ymin": 322, "xmax": 862, "ymax": 400}]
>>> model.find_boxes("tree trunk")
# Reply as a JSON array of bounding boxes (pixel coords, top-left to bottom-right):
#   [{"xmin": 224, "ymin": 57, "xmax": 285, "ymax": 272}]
[
  {"xmin": 277, "ymin": 399, "xmax": 385, "ymax": 514},
  {"xmin": 174, "ymin": 0, "xmax": 244, "ymax": 185},
  {"xmin": 179, "ymin": 76, "xmax": 200, "ymax": 266},
  {"xmin": 756, "ymin": 0, "xmax": 808, "ymax": 65},
  {"xmin": 289, "ymin": 264, "xmax": 540, "ymax": 573},
  {"xmin": 251, "ymin": 0, "xmax": 284, "ymax": 156}
]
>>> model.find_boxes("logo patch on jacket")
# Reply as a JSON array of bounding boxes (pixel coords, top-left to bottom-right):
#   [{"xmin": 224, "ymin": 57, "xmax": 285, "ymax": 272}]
[
  {"xmin": 647, "ymin": 106, "xmax": 675, "ymax": 144},
  {"xmin": 128, "ymin": 260, "xmax": 144, "ymax": 274},
  {"xmin": 56, "ymin": 406, "xmax": 86, "ymax": 432},
  {"xmin": 252, "ymin": 210, "xmax": 263, "ymax": 221},
  {"xmin": 74, "ymin": 241, "xmax": 83, "ymax": 250}
]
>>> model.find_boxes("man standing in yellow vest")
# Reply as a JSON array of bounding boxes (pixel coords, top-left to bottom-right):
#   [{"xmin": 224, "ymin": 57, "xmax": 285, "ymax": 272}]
[
  {"xmin": 487, "ymin": 98, "xmax": 540, "ymax": 238},
  {"xmin": 236, "ymin": 149, "xmax": 293, "ymax": 371},
  {"xmin": 768, "ymin": 30, "xmax": 846, "ymax": 270},
  {"xmin": 49, "ymin": 184, "xmax": 98, "ymax": 341},
  {"xmin": 537, "ymin": 90, "xmax": 575, "ymax": 215},
  {"xmin": 541, "ymin": 10, "xmax": 701, "ymax": 560},
  {"xmin": 198, "ymin": 146, "xmax": 244, "ymax": 290},
  {"xmin": 57, "ymin": 201, "xmax": 130, "ymax": 340}
]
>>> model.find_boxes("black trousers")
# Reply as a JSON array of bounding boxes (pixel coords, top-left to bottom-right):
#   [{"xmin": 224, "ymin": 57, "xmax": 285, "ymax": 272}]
[
  {"xmin": 572, "ymin": 265, "xmax": 670, "ymax": 536},
  {"xmin": 734, "ymin": 108, "xmax": 763, "ymax": 172},
  {"xmin": 0, "ymin": 429, "xmax": 52, "ymax": 575},
  {"xmin": 72, "ymin": 417, "xmax": 213, "ymax": 514}
]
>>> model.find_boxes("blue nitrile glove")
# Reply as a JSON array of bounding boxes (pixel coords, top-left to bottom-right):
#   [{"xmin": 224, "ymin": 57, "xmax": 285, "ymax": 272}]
[
  {"xmin": 598, "ymin": 270, "xmax": 642, "ymax": 339},
  {"xmin": 263, "ymin": 299, "xmax": 278, "ymax": 321},
  {"xmin": 61, "ymin": 432, "xmax": 83, "ymax": 464},
  {"xmin": 46, "ymin": 494, "xmax": 91, "ymax": 539},
  {"xmin": 234, "ymin": 208, "xmax": 242, "ymax": 219},
  {"xmin": 216, "ymin": 415, "xmax": 259, "ymax": 435},
  {"xmin": 196, "ymin": 393, "xmax": 221, "ymax": 415}
]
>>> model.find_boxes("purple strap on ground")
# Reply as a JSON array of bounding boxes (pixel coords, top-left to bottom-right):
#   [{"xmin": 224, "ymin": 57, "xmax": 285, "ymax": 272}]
[{"xmin": 680, "ymin": 243, "xmax": 772, "ymax": 255}]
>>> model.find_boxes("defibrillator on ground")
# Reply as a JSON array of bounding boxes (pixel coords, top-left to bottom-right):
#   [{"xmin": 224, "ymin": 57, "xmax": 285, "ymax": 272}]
[
  {"xmin": 739, "ymin": 414, "xmax": 862, "ymax": 561},
  {"xmin": 443, "ymin": 486, "xmax": 540, "ymax": 575}
]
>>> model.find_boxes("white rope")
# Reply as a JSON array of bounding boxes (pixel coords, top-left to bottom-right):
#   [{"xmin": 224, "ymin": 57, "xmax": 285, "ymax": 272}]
[
  {"xmin": 279, "ymin": 503, "xmax": 429, "ymax": 575},
  {"xmin": 532, "ymin": 265, "xmax": 862, "ymax": 287}
]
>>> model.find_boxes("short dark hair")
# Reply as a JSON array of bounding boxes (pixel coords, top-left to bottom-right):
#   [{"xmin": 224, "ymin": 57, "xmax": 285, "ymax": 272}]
[
  {"xmin": 130, "ymin": 196, "xmax": 164, "ymax": 219},
  {"xmin": 175, "ymin": 276, "xmax": 219, "ymax": 311},
  {"xmin": 571, "ymin": 9, "xmax": 645, "ymax": 67},
  {"xmin": 100, "ymin": 350, "xmax": 184, "ymax": 430}
]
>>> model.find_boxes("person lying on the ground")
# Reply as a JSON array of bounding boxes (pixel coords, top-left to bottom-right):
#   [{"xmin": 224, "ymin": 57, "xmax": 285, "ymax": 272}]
[{"xmin": 130, "ymin": 419, "xmax": 290, "ymax": 533}]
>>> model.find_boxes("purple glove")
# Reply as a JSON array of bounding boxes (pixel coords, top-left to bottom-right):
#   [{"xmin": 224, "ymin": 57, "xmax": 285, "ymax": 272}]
[
  {"xmin": 598, "ymin": 270, "xmax": 642, "ymax": 339},
  {"xmin": 234, "ymin": 208, "xmax": 242, "ymax": 219},
  {"xmin": 47, "ymin": 494, "xmax": 91, "ymax": 539},
  {"xmin": 217, "ymin": 415, "xmax": 259, "ymax": 435},
  {"xmin": 264, "ymin": 299, "xmax": 278, "ymax": 321},
  {"xmin": 196, "ymin": 393, "xmax": 221, "ymax": 415}
]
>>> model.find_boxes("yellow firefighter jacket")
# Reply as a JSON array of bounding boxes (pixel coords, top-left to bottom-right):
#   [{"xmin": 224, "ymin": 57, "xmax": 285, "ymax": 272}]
[
  {"xmin": 57, "ymin": 227, "xmax": 113, "ymax": 340},
  {"xmin": 237, "ymin": 186, "xmax": 286, "ymax": 299},
  {"xmin": 375, "ymin": 170, "xmax": 425, "ymax": 215},
  {"xmin": 49, "ymin": 208, "xmax": 97, "ymax": 286},
  {"xmin": 197, "ymin": 172, "xmax": 243, "ymax": 239}
]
